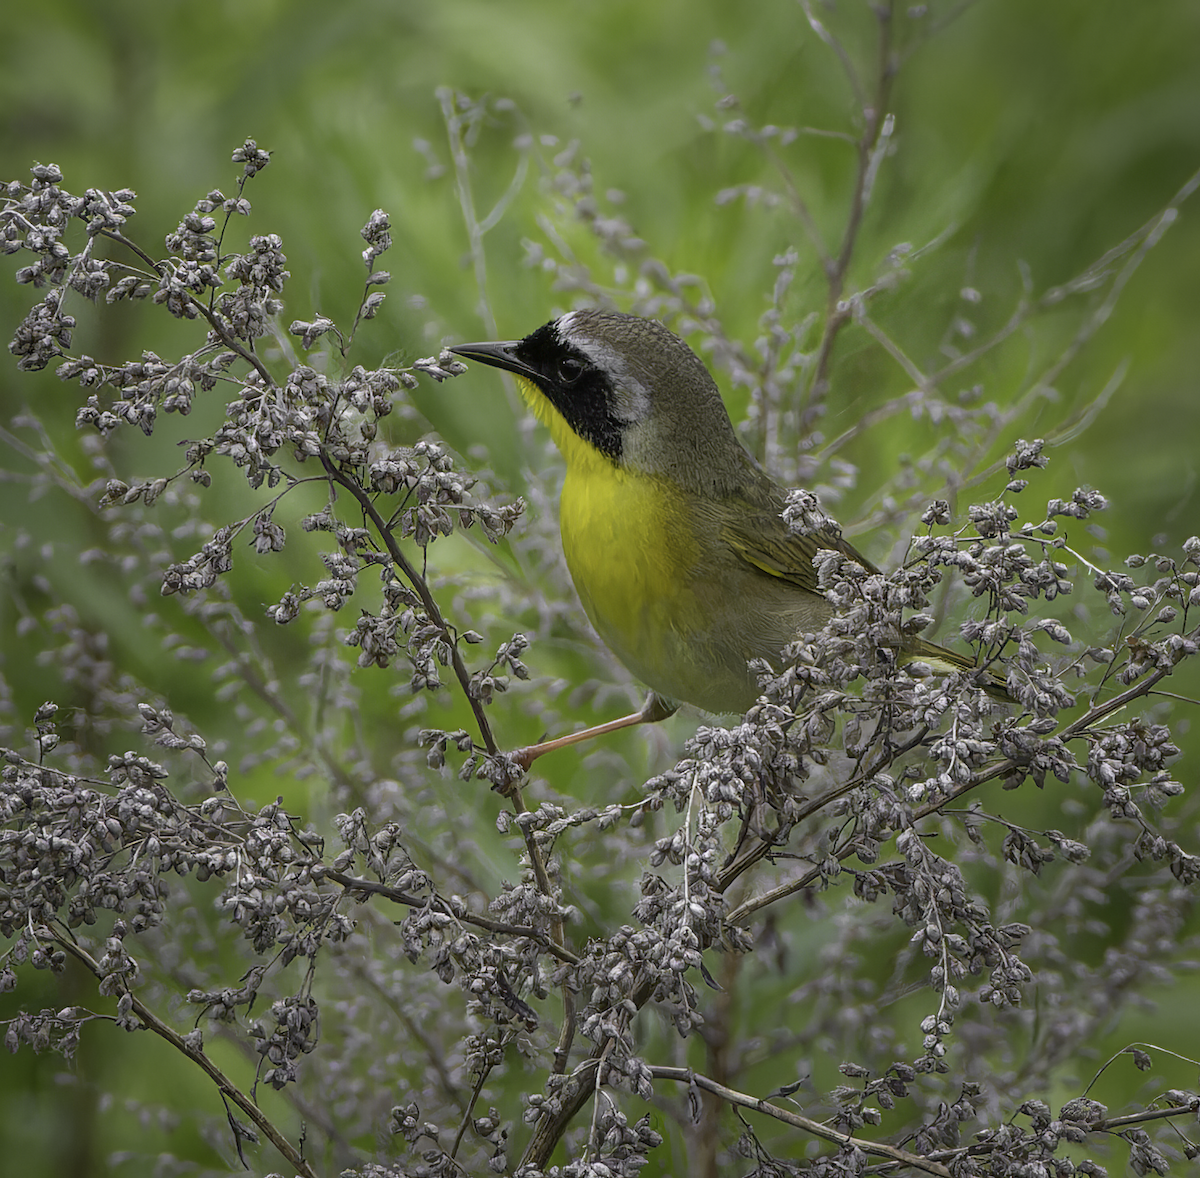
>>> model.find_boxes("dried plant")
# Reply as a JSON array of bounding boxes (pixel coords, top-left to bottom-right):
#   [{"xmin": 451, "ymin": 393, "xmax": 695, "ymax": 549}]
[{"xmin": 3, "ymin": 8, "xmax": 1200, "ymax": 1177}]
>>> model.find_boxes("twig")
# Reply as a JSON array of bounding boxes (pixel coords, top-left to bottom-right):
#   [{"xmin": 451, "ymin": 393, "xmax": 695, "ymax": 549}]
[
  {"xmin": 717, "ymin": 723, "xmax": 931, "ymax": 895},
  {"xmin": 724, "ymin": 646, "xmax": 1191, "ymax": 925},
  {"xmin": 915, "ymin": 1101, "xmax": 1200, "ymax": 1171},
  {"xmin": 451, "ymin": 1064, "xmax": 493, "ymax": 1160},
  {"xmin": 319, "ymin": 452, "xmax": 499, "ymax": 756},
  {"xmin": 49, "ymin": 930, "xmax": 316, "ymax": 1178},
  {"xmin": 1081, "ymin": 1041, "xmax": 1200, "ymax": 1098},
  {"xmin": 801, "ymin": 0, "xmax": 898, "ymax": 431},
  {"xmin": 438, "ymin": 87, "xmax": 528, "ymax": 342},
  {"xmin": 97, "ymin": 228, "xmax": 277, "ymax": 390},
  {"xmin": 320, "ymin": 869, "xmax": 580, "ymax": 966},
  {"xmin": 650, "ymin": 1066, "xmax": 954, "ymax": 1178}
]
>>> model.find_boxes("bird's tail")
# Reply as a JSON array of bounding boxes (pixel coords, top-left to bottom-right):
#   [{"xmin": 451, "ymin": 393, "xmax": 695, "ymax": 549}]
[{"xmin": 901, "ymin": 638, "xmax": 1013, "ymax": 702}]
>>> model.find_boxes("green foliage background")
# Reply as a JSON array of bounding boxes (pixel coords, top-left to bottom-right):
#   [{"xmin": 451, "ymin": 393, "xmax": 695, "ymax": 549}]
[{"xmin": 2, "ymin": 0, "xmax": 1200, "ymax": 1174}]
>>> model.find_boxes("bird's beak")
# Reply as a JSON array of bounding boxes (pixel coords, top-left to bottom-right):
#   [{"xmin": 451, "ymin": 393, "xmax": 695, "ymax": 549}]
[{"xmin": 449, "ymin": 340, "xmax": 538, "ymax": 381}]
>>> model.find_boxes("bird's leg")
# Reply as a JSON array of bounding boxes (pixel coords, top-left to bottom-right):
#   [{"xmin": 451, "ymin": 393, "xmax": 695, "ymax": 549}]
[{"xmin": 512, "ymin": 692, "xmax": 678, "ymax": 770}]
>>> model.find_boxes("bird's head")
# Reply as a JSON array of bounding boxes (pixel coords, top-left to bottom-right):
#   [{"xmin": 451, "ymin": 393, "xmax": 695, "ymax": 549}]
[{"xmin": 451, "ymin": 310, "xmax": 748, "ymax": 494}]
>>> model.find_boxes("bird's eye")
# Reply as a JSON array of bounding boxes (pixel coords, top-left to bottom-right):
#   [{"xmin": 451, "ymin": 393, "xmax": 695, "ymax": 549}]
[{"xmin": 557, "ymin": 357, "xmax": 584, "ymax": 384}]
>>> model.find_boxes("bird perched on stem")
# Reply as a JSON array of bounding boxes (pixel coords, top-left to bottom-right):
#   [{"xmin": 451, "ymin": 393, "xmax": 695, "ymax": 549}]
[{"xmin": 452, "ymin": 310, "xmax": 1006, "ymax": 768}]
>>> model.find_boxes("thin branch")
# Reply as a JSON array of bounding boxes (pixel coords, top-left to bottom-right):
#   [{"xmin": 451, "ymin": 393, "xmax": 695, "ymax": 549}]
[
  {"xmin": 438, "ymin": 87, "xmax": 529, "ymax": 341},
  {"xmin": 914, "ymin": 1101, "xmax": 1200, "ymax": 1171},
  {"xmin": 1081, "ymin": 1042, "xmax": 1200, "ymax": 1098},
  {"xmin": 801, "ymin": 0, "xmax": 898, "ymax": 430},
  {"xmin": 320, "ymin": 869, "xmax": 580, "ymax": 966},
  {"xmin": 798, "ymin": 0, "xmax": 867, "ymax": 112},
  {"xmin": 724, "ymin": 644, "xmax": 1191, "ymax": 925},
  {"xmin": 49, "ymin": 931, "xmax": 316, "ymax": 1178},
  {"xmin": 98, "ymin": 228, "xmax": 277, "ymax": 389},
  {"xmin": 451, "ymin": 1064, "xmax": 493, "ymax": 1160},
  {"xmin": 520, "ymin": 977, "xmax": 654, "ymax": 1168},
  {"xmin": 650, "ymin": 1066, "xmax": 954, "ymax": 1178},
  {"xmin": 717, "ymin": 723, "xmax": 931, "ymax": 895},
  {"xmin": 319, "ymin": 452, "xmax": 499, "ymax": 757},
  {"xmin": 757, "ymin": 139, "xmax": 833, "ymax": 268},
  {"xmin": 312, "ymin": 447, "xmax": 577, "ymax": 1058},
  {"xmin": 317, "ymin": 453, "xmax": 572, "ymax": 968}
]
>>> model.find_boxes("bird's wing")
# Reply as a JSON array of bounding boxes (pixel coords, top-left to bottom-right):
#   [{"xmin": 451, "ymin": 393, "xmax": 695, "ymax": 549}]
[
  {"xmin": 719, "ymin": 501, "xmax": 881, "ymax": 597},
  {"xmin": 717, "ymin": 486, "xmax": 1013, "ymax": 702}
]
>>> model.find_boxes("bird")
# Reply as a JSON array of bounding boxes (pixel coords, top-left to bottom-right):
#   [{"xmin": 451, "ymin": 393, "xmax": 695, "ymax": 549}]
[{"xmin": 450, "ymin": 310, "xmax": 1006, "ymax": 767}]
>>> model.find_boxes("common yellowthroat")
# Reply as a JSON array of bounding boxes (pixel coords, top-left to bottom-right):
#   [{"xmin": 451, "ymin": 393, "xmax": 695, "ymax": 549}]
[{"xmin": 452, "ymin": 310, "xmax": 1004, "ymax": 766}]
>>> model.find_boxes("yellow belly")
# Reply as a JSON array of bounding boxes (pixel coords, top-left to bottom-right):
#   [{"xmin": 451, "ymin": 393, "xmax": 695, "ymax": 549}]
[{"xmin": 559, "ymin": 461, "xmax": 749, "ymax": 712}]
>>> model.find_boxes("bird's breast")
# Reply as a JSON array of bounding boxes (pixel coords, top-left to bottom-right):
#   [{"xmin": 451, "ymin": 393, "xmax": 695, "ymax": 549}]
[
  {"xmin": 560, "ymin": 460, "xmax": 694, "ymax": 647},
  {"xmin": 558, "ymin": 461, "xmax": 769, "ymax": 713}
]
